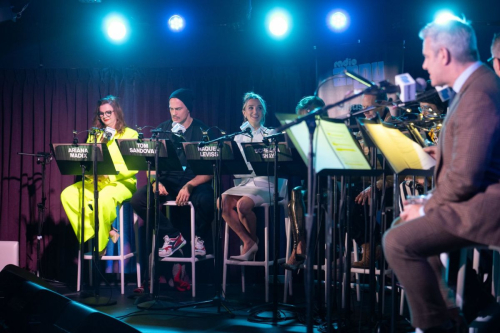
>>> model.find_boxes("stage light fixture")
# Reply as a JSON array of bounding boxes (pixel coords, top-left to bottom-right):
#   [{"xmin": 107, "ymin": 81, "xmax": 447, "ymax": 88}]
[
  {"xmin": 168, "ymin": 15, "xmax": 185, "ymax": 32},
  {"xmin": 104, "ymin": 14, "xmax": 128, "ymax": 42},
  {"xmin": 107, "ymin": 19, "xmax": 126, "ymax": 41},
  {"xmin": 434, "ymin": 11, "xmax": 460, "ymax": 24},
  {"xmin": 267, "ymin": 9, "xmax": 291, "ymax": 38},
  {"xmin": 0, "ymin": 1, "xmax": 29, "ymax": 23},
  {"xmin": 328, "ymin": 10, "xmax": 349, "ymax": 32}
]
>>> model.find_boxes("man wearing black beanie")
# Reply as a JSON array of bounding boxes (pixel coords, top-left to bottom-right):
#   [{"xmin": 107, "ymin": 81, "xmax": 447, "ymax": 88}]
[{"xmin": 131, "ymin": 88, "xmax": 214, "ymax": 261}]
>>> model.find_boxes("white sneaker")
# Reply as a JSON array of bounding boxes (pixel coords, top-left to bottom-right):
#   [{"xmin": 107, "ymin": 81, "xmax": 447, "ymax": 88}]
[
  {"xmin": 194, "ymin": 236, "xmax": 206, "ymax": 257},
  {"xmin": 159, "ymin": 234, "xmax": 186, "ymax": 258}
]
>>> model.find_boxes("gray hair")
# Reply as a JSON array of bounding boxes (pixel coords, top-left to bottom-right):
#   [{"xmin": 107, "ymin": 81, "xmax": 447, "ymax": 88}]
[
  {"xmin": 491, "ymin": 33, "xmax": 500, "ymax": 58},
  {"xmin": 242, "ymin": 92, "xmax": 267, "ymax": 125},
  {"xmin": 419, "ymin": 19, "xmax": 479, "ymax": 63}
]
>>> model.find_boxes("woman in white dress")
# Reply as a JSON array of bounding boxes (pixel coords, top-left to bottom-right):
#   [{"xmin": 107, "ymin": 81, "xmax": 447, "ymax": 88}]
[{"xmin": 221, "ymin": 92, "xmax": 274, "ymax": 261}]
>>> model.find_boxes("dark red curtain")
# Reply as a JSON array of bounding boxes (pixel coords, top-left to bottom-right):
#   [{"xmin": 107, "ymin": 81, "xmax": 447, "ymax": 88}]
[{"xmin": 0, "ymin": 65, "xmax": 315, "ymax": 282}]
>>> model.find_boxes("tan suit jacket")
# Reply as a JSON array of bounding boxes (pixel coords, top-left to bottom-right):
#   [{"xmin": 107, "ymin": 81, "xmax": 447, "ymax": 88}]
[{"xmin": 424, "ymin": 64, "xmax": 500, "ymax": 246}]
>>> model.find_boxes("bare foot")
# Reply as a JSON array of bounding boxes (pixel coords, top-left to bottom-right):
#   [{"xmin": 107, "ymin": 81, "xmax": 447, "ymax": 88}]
[
  {"xmin": 109, "ymin": 228, "xmax": 119, "ymax": 244},
  {"xmin": 285, "ymin": 249, "xmax": 297, "ymax": 265},
  {"xmin": 296, "ymin": 240, "xmax": 306, "ymax": 258},
  {"xmin": 241, "ymin": 239, "xmax": 257, "ymax": 255}
]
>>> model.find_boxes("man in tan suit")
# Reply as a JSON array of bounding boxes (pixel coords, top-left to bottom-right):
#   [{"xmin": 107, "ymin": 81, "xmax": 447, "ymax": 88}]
[{"xmin": 383, "ymin": 19, "xmax": 500, "ymax": 332}]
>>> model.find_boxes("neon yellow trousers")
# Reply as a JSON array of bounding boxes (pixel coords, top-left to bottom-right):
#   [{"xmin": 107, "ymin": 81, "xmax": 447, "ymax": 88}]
[{"xmin": 61, "ymin": 179, "xmax": 136, "ymax": 252}]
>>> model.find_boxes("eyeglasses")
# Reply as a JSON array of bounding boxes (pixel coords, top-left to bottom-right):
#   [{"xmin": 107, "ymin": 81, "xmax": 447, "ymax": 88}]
[
  {"xmin": 98, "ymin": 110, "xmax": 113, "ymax": 118},
  {"xmin": 418, "ymin": 106, "xmax": 434, "ymax": 113}
]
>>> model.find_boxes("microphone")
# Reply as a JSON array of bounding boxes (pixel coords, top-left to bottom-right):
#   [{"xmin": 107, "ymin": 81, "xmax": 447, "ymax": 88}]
[
  {"xmin": 72, "ymin": 130, "xmax": 79, "ymax": 145},
  {"xmin": 244, "ymin": 126, "xmax": 253, "ymax": 138},
  {"xmin": 172, "ymin": 122, "xmax": 186, "ymax": 134},
  {"xmin": 240, "ymin": 121, "xmax": 253, "ymax": 138},
  {"xmin": 263, "ymin": 132, "xmax": 284, "ymax": 145},
  {"xmin": 394, "ymin": 83, "xmax": 452, "ymax": 107},
  {"xmin": 416, "ymin": 78, "xmax": 428, "ymax": 91},
  {"xmin": 104, "ymin": 126, "xmax": 116, "ymax": 140},
  {"xmin": 136, "ymin": 125, "xmax": 144, "ymax": 141},
  {"xmin": 435, "ymin": 85, "xmax": 453, "ymax": 102},
  {"xmin": 394, "ymin": 74, "xmax": 427, "ymax": 102},
  {"xmin": 151, "ymin": 128, "xmax": 162, "ymax": 138},
  {"xmin": 201, "ymin": 127, "xmax": 209, "ymax": 142},
  {"xmin": 345, "ymin": 70, "xmax": 427, "ymax": 103}
]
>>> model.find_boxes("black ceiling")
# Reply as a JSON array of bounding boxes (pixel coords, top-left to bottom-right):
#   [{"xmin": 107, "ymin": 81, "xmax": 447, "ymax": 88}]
[{"xmin": 1, "ymin": 0, "xmax": 499, "ymax": 71}]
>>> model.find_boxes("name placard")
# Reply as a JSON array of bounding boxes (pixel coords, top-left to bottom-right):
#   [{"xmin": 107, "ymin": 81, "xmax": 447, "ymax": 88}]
[{"xmin": 54, "ymin": 145, "xmax": 102, "ymax": 162}]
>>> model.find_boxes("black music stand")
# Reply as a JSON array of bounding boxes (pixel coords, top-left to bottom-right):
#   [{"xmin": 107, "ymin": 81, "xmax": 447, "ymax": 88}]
[
  {"xmin": 240, "ymin": 140, "xmax": 307, "ymax": 324},
  {"xmin": 152, "ymin": 139, "xmax": 251, "ymax": 313},
  {"xmin": 241, "ymin": 141, "xmax": 307, "ymax": 178},
  {"xmin": 357, "ymin": 119, "xmax": 435, "ymax": 332},
  {"xmin": 51, "ymin": 142, "xmax": 117, "ymax": 306},
  {"xmin": 116, "ymin": 138, "xmax": 183, "ymax": 310},
  {"xmin": 117, "ymin": 138, "xmax": 182, "ymax": 172},
  {"xmin": 317, "ymin": 168, "xmax": 381, "ymax": 331},
  {"xmin": 276, "ymin": 115, "xmax": 381, "ymax": 332},
  {"xmin": 17, "ymin": 151, "xmax": 52, "ymax": 278},
  {"xmin": 183, "ymin": 140, "xmax": 251, "ymax": 175}
]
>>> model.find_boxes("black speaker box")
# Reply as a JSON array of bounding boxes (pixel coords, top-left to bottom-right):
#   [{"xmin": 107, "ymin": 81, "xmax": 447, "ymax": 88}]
[{"xmin": 0, "ymin": 264, "xmax": 139, "ymax": 333}]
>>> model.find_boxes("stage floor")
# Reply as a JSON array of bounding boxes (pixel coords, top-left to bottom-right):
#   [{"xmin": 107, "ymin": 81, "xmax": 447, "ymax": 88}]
[{"xmin": 51, "ymin": 275, "xmax": 414, "ymax": 333}]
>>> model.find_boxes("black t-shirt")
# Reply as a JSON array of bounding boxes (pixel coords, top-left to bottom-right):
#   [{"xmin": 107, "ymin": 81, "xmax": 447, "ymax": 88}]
[{"xmin": 156, "ymin": 118, "xmax": 208, "ymax": 184}]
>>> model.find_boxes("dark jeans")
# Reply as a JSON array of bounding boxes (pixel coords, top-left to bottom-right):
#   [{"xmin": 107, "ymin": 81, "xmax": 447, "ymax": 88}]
[{"xmin": 130, "ymin": 177, "xmax": 214, "ymax": 242}]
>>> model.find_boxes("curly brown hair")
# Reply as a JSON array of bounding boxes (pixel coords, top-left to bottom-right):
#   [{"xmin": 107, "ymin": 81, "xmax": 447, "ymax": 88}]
[{"xmin": 92, "ymin": 95, "xmax": 127, "ymax": 134}]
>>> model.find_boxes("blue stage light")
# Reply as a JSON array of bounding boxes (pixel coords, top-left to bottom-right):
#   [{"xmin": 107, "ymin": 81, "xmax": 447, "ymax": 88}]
[
  {"xmin": 327, "ymin": 10, "xmax": 349, "ymax": 32},
  {"xmin": 267, "ymin": 9, "xmax": 291, "ymax": 38},
  {"xmin": 434, "ymin": 11, "xmax": 461, "ymax": 25},
  {"xmin": 168, "ymin": 15, "xmax": 185, "ymax": 32},
  {"xmin": 104, "ymin": 14, "xmax": 128, "ymax": 42}
]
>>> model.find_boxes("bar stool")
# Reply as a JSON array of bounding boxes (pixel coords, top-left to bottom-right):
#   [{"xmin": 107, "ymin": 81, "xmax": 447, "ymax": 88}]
[
  {"xmin": 77, "ymin": 201, "xmax": 142, "ymax": 295},
  {"xmin": 223, "ymin": 179, "xmax": 288, "ymax": 303},
  {"xmin": 158, "ymin": 201, "xmax": 214, "ymax": 298},
  {"xmin": 283, "ymin": 237, "xmax": 392, "ymax": 305},
  {"xmin": 351, "ymin": 239, "xmax": 392, "ymax": 303}
]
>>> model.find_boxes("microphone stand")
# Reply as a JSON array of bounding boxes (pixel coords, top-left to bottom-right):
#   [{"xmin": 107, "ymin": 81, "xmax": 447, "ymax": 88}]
[
  {"xmin": 248, "ymin": 134, "xmax": 302, "ymax": 325},
  {"xmin": 17, "ymin": 151, "xmax": 52, "ymax": 277},
  {"xmin": 81, "ymin": 128, "xmax": 116, "ymax": 306},
  {"xmin": 142, "ymin": 129, "xmax": 250, "ymax": 314},
  {"xmin": 197, "ymin": 128, "xmax": 251, "ymax": 149},
  {"xmin": 137, "ymin": 129, "xmax": 174, "ymax": 310},
  {"xmin": 274, "ymin": 86, "xmax": 375, "ymax": 333},
  {"xmin": 131, "ymin": 130, "xmax": 153, "ymax": 304}
]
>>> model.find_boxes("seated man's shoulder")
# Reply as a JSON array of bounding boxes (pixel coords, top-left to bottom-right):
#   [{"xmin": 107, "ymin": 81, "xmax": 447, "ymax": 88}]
[
  {"xmin": 192, "ymin": 118, "xmax": 209, "ymax": 129},
  {"xmin": 158, "ymin": 120, "xmax": 173, "ymax": 129}
]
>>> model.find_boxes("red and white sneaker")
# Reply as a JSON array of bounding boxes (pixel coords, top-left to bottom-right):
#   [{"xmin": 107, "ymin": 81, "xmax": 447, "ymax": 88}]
[
  {"xmin": 194, "ymin": 236, "xmax": 206, "ymax": 257},
  {"xmin": 159, "ymin": 233, "xmax": 186, "ymax": 258}
]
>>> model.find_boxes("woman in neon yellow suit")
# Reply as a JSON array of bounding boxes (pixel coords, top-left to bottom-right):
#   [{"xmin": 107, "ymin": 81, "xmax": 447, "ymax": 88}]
[{"xmin": 61, "ymin": 96, "xmax": 138, "ymax": 254}]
